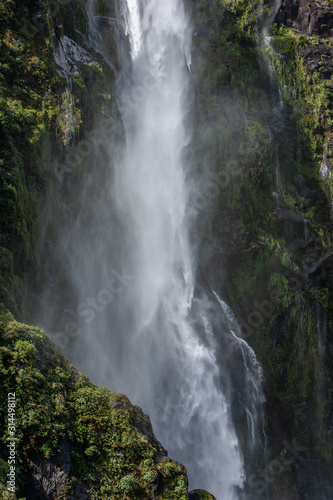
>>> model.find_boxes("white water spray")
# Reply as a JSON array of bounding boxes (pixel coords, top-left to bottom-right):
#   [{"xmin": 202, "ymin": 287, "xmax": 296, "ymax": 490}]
[
  {"xmin": 41, "ymin": 0, "xmax": 267, "ymax": 498},
  {"xmin": 111, "ymin": 1, "xmax": 245, "ymax": 497},
  {"xmin": 213, "ymin": 292, "xmax": 266, "ymax": 450}
]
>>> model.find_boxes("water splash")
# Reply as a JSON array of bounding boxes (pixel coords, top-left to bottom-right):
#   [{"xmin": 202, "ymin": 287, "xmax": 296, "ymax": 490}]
[
  {"xmin": 213, "ymin": 292, "xmax": 266, "ymax": 452},
  {"xmin": 123, "ymin": 0, "xmax": 142, "ymax": 58},
  {"xmin": 38, "ymin": 1, "xmax": 267, "ymax": 497},
  {"xmin": 111, "ymin": 1, "xmax": 245, "ymax": 496}
]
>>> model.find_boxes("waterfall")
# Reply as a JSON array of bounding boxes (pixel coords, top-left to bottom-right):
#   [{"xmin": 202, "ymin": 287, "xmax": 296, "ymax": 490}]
[
  {"xmin": 34, "ymin": 0, "xmax": 268, "ymax": 498},
  {"xmin": 213, "ymin": 292, "xmax": 266, "ymax": 452},
  {"xmin": 108, "ymin": 1, "xmax": 245, "ymax": 497},
  {"xmin": 256, "ymin": 0, "xmax": 284, "ymax": 200}
]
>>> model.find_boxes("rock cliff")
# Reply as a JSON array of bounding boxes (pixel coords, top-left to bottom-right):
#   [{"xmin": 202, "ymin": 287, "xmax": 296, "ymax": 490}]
[
  {"xmin": 0, "ymin": 0, "xmax": 333, "ymax": 498},
  {"xmin": 0, "ymin": 313, "xmax": 215, "ymax": 499}
]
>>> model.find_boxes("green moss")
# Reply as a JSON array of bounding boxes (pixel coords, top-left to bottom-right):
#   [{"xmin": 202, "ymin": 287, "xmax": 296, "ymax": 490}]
[
  {"xmin": 0, "ymin": 0, "xmax": 65, "ymax": 315},
  {"xmin": 72, "ymin": 74, "xmax": 85, "ymax": 88},
  {"xmin": 268, "ymin": 25, "xmax": 333, "ymax": 162},
  {"xmin": 95, "ymin": 0, "xmax": 116, "ymax": 17},
  {"xmin": 56, "ymin": 88, "xmax": 82, "ymax": 144},
  {"xmin": 0, "ymin": 315, "xmax": 193, "ymax": 498},
  {"xmin": 190, "ymin": 0, "xmax": 333, "ymax": 494},
  {"xmin": 219, "ymin": 0, "xmax": 262, "ymax": 28}
]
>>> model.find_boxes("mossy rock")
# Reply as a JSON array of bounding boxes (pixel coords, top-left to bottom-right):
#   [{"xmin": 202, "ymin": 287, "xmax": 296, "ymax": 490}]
[
  {"xmin": 189, "ymin": 489, "xmax": 217, "ymax": 500},
  {"xmin": 95, "ymin": 0, "xmax": 116, "ymax": 18},
  {"xmin": 0, "ymin": 314, "xmax": 217, "ymax": 499}
]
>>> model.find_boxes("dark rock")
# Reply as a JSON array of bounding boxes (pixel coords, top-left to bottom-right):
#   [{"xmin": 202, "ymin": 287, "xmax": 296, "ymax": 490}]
[
  {"xmin": 52, "ymin": 32, "xmax": 93, "ymax": 80},
  {"xmin": 88, "ymin": 12, "xmax": 121, "ymax": 69},
  {"xmin": 22, "ymin": 439, "xmax": 76, "ymax": 500},
  {"xmin": 70, "ymin": 484, "xmax": 89, "ymax": 500},
  {"xmin": 277, "ymin": 0, "xmax": 333, "ymax": 38},
  {"xmin": 189, "ymin": 489, "xmax": 217, "ymax": 500},
  {"xmin": 301, "ymin": 43, "xmax": 333, "ymax": 80},
  {"xmin": 189, "ymin": 490, "xmax": 200, "ymax": 499},
  {"xmin": 294, "ymin": 174, "xmax": 312, "ymax": 198},
  {"xmin": 276, "ymin": 207, "xmax": 306, "ymax": 223},
  {"xmin": 132, "ymin": 404, "xmax": 168, "ymax": 461},
  {"xmin": 70, "ymin": 366, "xmax": 81, "ymax": 384},
  {"xmin": 110, "ymin": 401, "xmax": 168, "ymax": 461},
  {"xmin": 110, "ymin": 401, "xmax": 130, "ymax": 411},
  {"xmin": 304, "ymin": 249, "xmax": 333, "ymax": 276},
  {"xmin": 37, "ymin": 348, "xmax": 53, "ymax": 373}
]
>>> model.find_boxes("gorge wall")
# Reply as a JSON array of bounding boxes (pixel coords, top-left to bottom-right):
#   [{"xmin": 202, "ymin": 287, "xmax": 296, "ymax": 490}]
[
  {"xmin": 190, "ymin": 0, "xmax": 333, "ymax": 497},
  {"xmin": 0, "ymin": 0, "xmax": 332, "ymax": 499}
]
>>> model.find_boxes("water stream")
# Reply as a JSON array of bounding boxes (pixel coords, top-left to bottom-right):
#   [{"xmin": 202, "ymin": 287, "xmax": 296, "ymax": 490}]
[
  {"xmin": 108, "ymin": 2, "xmax": 245, "ymax": 496},
  {"xmin": 38, "ymin": 0, "xmax": 269, "ymax": 498},
  {"xmin": 257, "ymin": 0, "xmax": 284, "ymax": 198}
]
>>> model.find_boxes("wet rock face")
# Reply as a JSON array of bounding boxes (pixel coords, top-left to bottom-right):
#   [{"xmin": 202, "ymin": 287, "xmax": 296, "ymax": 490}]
[
  {"xmin": 277, "ymin": 0, "xmax": 333, "ymax": 37},
  {"xmin": 320, "ymin": 155, "xmax": 333, "ymax": 180},
  {"xmin": 22, "ymin": 439, "xmax": 80, "ymax": 500},
  {"xmin": 301, "ymin": 43, "xmax": 333, "ymax": 79},
  {"xmin": 52, "ymin": 30, "xmax": 93, "ymax": 80}
]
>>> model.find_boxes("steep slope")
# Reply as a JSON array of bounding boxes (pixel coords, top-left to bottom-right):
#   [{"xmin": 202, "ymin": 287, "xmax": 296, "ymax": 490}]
[
  {"xmin": 188, "ymin": 0, "xmax": 333, "ymax": 497},
  {"xmin": 0, "ymin": 313, "xmax": 215, "ymax": 500},
  {"xmin": 0, "ymin": 0, "xmax": 333, "ymax": 498}
]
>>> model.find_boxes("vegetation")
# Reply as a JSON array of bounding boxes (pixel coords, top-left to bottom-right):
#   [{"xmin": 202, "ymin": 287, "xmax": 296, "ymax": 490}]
[
  {"xmin": 0, "ymin": 0, "xmax": 332, "ymax": 497},
  {"xmin": 0, "ymin": 314, "xmax": 191, "ymax": 499},
  {"xmin": 0, "ymin": 0, "xmax": 62, "ymax": 316},
  {"xmin": 189, "ymin": 0, "xmax": 333, "ymax": 495},
  {"xmin": 0, "ymin": 0, "xmax": 118, "ymax": 318}
]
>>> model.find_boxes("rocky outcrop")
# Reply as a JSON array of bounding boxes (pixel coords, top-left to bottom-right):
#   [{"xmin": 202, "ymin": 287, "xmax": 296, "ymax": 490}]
[
  {"xmin": 189, "ymin": 489, "xmax": 217, "ymax": 500},
  {"xmin": 52, "ymin": 30, "xmax": 93, "ymax": 80},
  {"xmin": 301, "ymin": 42, "xmax": 333, "ymax": 79},
  {"xmin": 277, "ymin": 0, "xmax": 333, "ymax": 37},
  {"xmin": 0, "ymin": 315, "xmax": 216, "ymax": 499},
  {"xmin": 23, "ymin": 440, "xmax": 76, "ymax": 500},
  {"xmin": 320, "ymin": 155, "xmax": 333, "ymax": 180},
  {"xmin": 276, "ymin": 1, "xmax": 333, "ymax": 82}
]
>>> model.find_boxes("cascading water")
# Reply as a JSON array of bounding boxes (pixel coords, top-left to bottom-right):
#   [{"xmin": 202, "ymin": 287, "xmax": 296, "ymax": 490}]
[
  {"xmin": 257, "ymin": 0, "xmax": 284, "ymax": 201},
  {"xmin": 35, "ymin": 0, "xmax": 267, "ymax": 498},
  {"xmin": 213, "ymin": 292, "xmax": 266, "ymax": 452},
  {"xmin": 109, "ymin": 1, "xmax": 245, "ymax": 497},
  {"xmin": 260, "ymin": 0, "xmax": 283, "ymax": 78}
]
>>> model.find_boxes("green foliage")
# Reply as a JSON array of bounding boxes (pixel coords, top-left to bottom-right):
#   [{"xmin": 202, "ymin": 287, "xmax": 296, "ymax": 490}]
[
  {"xmin": 95, "ymin": 0, "xmax": 115, "ymax": 17},
  {"xmin": 219, "ymin": 0, "xmax": 262, "ymax": 28},
  {"xmin": 71, "ymin": 74, "xmax": 85, "ymax": 88},
  {"xmin": 191, "ymin": 0, "xmax": 333, "ymax": 493},
  {"xmin": 268, "ymin": 26, "xmax": 333, "ymax": 164},
  {"xmin": 56, "ymin": 89, "xmax": 82, "ymax": 145},
  {"xmin": 0, "ymin": 315, "xmax": 191, "ymax": 499},
  {"xmin": 0, "ymin": 0, "xmax": 64, "ymax": 316},
  {"xmin": 0, "ymin": 249, "xmax": 21, "ymax": 318}
]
